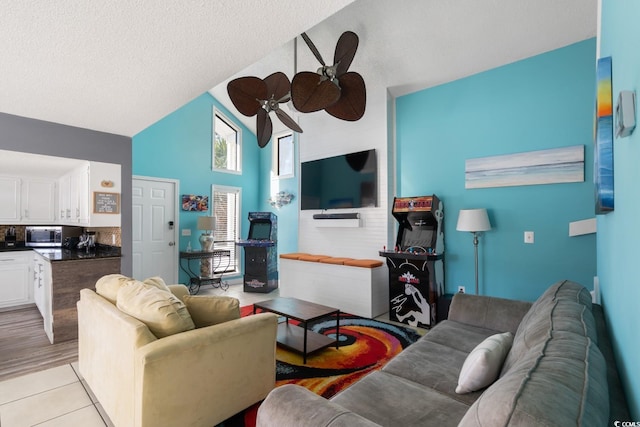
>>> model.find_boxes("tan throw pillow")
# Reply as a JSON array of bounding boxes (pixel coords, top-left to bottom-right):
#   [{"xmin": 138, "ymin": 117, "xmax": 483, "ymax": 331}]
[
  {"xmin": 456, "ymin": 332, "xmax": 514, "ymax": 394},
  {"xmin": 116, "ymin": 281, "xmax": 195, "ymax": 338},
  {"xmin": 183, "ymin": 295, "xmax": 240, "ymax": 328},
  {"xmin": 95, "ymin": 274, "xmax": 133, "ymax": 304},
  {"xmin": 143, "ymin": 276, "xmax": 171, "ymax": 292}
]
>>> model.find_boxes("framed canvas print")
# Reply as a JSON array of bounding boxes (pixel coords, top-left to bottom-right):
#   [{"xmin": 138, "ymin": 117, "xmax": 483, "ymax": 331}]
[
  {"xmin": 182, "ymin": 194, "xmax": 208, "ymax": 211},
  {"xmin": 595, "ymin": 56, "xmax": 614, "ymax": 214}
]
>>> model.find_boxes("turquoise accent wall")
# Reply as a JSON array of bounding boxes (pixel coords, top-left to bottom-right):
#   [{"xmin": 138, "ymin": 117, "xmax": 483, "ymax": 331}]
[
  {"xmin": 133, "ymin": 93, "xmax": 261, "ymax": 283},
  {"xmin": 396, "ymin": 39, "xmax": 597, "ymax": 301},
  {"xmin": 599, "ymin": 1, "xmax": 640, "ymax": 418},
  {"xmin": 133, "ymin": 93, "xmax": 299, "ymax": 284}
]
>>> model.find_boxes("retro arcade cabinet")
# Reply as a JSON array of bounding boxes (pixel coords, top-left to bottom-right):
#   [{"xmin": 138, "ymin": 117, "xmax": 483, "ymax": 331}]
[
  {"xmin": 379, "ymin": 195, "xmax": 444, "ymax": 328},
  {"xmin": 236, "ymin": 212, "xmax": 278, "ymax": 293}
]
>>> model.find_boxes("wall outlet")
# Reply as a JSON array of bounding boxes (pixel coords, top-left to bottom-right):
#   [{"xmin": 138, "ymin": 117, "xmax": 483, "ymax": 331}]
[{"xmin": 458, "ymin": 286, "xmax": 465, "ymax": 293}]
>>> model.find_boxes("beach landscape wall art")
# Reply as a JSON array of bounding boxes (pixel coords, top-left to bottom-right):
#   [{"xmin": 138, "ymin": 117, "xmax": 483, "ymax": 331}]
[
  {"xmin": 465, "ymin": 145, "xmax": 585, "ymax": 189},
  {"xmin": 595, "ymin": 56, "xmax": 615, "ymax": 214}
]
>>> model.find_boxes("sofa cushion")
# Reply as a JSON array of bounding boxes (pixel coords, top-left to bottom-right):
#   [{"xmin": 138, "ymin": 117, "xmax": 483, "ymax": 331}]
[
  {"xmin": 513, "ymin": 280, "xmax": 592, "ymax": 335},
  {"xmin": 448, "ymin": 293, "xmax": 532, "ymax": 336},
  {"xmin": 142, "ymin": 276, "xmax": 171, "ymax": 292},
  {"xmin": 502, "ymin": 298, "xmax": 597, "ymax": 375},
  {"xmin": 116, "ymin": 281, "xmax": 195, "ymax": 338},
  {"xmin": 456, "ymin": 332, "xmax": 513, "ymax": 394},
  {"xmin": 95, "ymin": 274, "xmax": 132, "ymax": 304},
  {"xmin": 183, "ymin": 295, "xmax": 240, "ymax": 328},
  {"xmin": 382, "ymin": 338, "xmax": 482, "ymax": 406},
  {"xmin": 537, "ymin": 279, "xmax": 593, "ymax": 309},
  {"xmin": 459, "ymin": 331, "xmax": 608, "ymax": 427},
  {"xmin": 331, "ymin": 371, "xmax": 471, "ymax": 426},
  {"xmin": 417, "ymin": 320, "xmax": 500, "ymax": 354},
  {"xmin": 95, "ymin": 274, "xmax": 172, "ymax": 305}
]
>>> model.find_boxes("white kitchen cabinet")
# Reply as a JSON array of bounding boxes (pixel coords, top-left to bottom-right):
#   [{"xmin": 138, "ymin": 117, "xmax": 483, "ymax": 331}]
[
  {"xmin": 58, "ymin": 173, "xmax": 70, "ymax": 222},
  {"xmin": 58, "ymin": 163, "xmax": 90, "ymax": 225},
  {"xmin": 0, "ymin": 252, "xmax": 32, "ymax": 308},
  {"xmin": 77, "ymin": 164, "xmax": 90, "ymax": 225},
  {"xmin": 0, "ymin": 176, "xmax": 56, "ymax": 224},
  {"xmin": 0, "ymin": 176, "xmax": 21, "ymax": 222},
  {"xmin": 22, "ymin": 178, "xmax": 56, "ymax": 223},
  {"xmin": 33, "ymin": 252, "xmax": 53, "ymax": 343}
]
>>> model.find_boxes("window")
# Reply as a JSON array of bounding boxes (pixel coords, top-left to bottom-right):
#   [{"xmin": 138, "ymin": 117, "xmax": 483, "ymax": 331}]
[
  {"xmin": 212, "ymin": 185, "xmax": 241, "ymax": 274},
  {"xmin": 273, "ymin": 132, "xmax": 294, "ymax": 178},
  {"xmin": 213, "ymin": 109, "xmax": 241, "ymax": 173}
]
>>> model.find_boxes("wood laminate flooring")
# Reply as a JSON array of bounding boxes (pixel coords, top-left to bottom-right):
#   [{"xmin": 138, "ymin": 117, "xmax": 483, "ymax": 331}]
[{"xmin": 0, "ymin": 305, "xmax": 77, "ymax": 382}]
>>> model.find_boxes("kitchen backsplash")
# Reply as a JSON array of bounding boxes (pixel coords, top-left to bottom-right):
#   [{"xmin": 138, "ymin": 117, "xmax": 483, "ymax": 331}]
[
  {"xmin": 0, "ymin": 225, "xmax": 25, "ymax": 242},
  {"xmin": 0, "ymin": 225, "xmax": 121, "ymax": 247},
  {"xmin": 86, "ymin": 227, "xmax": 121, "ymax": 247}
]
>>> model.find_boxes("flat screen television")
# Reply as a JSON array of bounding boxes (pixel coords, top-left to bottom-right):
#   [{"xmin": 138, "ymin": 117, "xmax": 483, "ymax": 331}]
[{"xmin": 301, "ymin": 149, "xmax": 377, "ymax": 210}]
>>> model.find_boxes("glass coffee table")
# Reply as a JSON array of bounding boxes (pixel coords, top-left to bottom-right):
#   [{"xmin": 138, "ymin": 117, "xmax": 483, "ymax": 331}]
[{"xmin": 253, "ymin": 297, "xmax": 340, "ymax": 364}]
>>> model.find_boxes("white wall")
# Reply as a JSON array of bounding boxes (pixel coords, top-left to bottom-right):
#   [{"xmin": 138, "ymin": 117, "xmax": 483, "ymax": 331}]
[{"xmin": 296, "ymin": 85, "xmax": 392, "ymax": 259}]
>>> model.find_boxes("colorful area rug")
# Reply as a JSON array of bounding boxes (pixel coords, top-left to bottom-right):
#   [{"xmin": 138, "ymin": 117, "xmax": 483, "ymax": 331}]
[{"xmin": 221, "ymin": 305, "xmax": 422, "ymax": 427}]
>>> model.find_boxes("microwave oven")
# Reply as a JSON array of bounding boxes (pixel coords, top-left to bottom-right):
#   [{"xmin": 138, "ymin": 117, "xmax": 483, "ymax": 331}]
[{"xmin": 25, "ymin": 226, "xmax": 83, "ymax": 247}]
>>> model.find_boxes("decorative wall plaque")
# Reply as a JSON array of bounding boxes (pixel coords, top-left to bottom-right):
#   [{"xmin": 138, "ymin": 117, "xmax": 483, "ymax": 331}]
[{"xmin": 94, "ymin": 192, "xmax": 120, "ymax": 214}]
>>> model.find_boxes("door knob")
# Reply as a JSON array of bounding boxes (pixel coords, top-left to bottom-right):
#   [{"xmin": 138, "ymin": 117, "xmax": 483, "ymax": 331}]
[{"xmin": 169, "ymin": 242, "xmax": 175, "ymax": 246}]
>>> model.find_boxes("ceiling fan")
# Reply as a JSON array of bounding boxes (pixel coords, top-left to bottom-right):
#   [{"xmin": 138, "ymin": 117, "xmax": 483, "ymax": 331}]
[
  {"xmin": 227, "ymin": 72, "xmax": 303, "ymax": 148},
  {"xmin": 226, "ymin": 30, "xmax": 366, "ymax": 148},
  {"xmin": 291, "ymin": 30, "xmax": 366, "ymax": 121}
]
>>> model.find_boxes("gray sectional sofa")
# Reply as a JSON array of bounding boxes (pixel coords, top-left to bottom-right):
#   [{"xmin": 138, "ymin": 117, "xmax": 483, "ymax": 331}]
[{"xmin": 256, "ymin": 280, "xmax": 630, "ymax": 426}]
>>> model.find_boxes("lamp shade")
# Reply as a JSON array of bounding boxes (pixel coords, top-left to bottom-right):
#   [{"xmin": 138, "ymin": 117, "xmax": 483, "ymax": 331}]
[
  {"xmin": 456, "ymin": 209, "xmax": 491, "ymax": 232},
  {"xmin": 197, "ymin": 216, "xmax": 216, "ymax": 232}
]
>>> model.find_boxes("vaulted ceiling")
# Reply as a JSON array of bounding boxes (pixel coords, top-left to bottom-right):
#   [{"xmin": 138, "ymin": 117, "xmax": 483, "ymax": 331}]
[{"xmin": 1, "ymin": 0, "xmax": 596, "ymax": 138}]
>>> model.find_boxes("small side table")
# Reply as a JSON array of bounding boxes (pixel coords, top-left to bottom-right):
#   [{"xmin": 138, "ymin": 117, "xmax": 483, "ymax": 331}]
[{"xmin": 179, "ymin": 250, "xmax": 231, "ymax": 294}]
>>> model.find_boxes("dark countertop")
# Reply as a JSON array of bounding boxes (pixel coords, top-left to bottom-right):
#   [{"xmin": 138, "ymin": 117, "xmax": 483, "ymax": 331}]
[{"xmin": 0, "ymin": 242, "xmax": 121, "ymax": 261}]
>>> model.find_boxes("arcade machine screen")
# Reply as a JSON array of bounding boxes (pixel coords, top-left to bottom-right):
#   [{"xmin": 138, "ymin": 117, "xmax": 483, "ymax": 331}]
[
  {"xmin": 248, "ymin": 221, "xmax": 272, "ymax": 241},
  {"xmin": 399, "ymin": 212, "xmax": 438, "ymax": 251}
]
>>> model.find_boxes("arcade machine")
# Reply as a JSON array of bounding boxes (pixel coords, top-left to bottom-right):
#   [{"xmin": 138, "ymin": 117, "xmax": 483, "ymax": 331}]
[
  {"xmin": 379, "ymin": 195, "xmax": 444, "ymax": 328},
  {"xmin": 236, "ymin": 212, "xmax": 278, "ymax": 293}
]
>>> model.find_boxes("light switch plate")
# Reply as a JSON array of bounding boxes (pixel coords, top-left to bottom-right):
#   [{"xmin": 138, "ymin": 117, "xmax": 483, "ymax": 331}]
[
  {"xmin": 182, "ymin": 229, "xmax": 191, "ymax": 236},
  {"xmin": 524, "ymin": 231, "xmax": 534, "ymax": 244}
]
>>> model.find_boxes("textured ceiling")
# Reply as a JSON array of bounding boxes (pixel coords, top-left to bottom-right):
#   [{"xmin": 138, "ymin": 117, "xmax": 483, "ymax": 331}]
[
  {"xmin": 0, "ymin": 0, "xmax": 354, "ymax": 137},
  {"xmin": 211, "ymin": 0, "xmax": 598, "ymax": 134},
  {"xmin": 1, "ymin": 0, "xmax": 596, "ymax": 139}
]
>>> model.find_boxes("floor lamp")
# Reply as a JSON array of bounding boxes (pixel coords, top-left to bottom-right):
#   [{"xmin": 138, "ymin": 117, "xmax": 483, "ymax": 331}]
[{"xmin": 456, "ymin": 209, "xmax": 491, "ymax": 295}]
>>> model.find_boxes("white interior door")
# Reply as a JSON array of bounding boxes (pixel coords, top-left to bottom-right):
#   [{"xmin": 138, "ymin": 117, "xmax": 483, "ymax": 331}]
[{"xmin": 132, "ymin": 176, "xmax": 178, "ymax": 283}]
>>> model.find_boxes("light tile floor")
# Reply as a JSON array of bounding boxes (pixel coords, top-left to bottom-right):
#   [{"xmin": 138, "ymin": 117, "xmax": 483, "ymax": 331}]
[
  {"xmin": 0, "ymin": 282, "xmax": 423, "ymax": 426},
  {"xmin": 0, "ymin": 362, "xmax": 112, "ymax": 427}
]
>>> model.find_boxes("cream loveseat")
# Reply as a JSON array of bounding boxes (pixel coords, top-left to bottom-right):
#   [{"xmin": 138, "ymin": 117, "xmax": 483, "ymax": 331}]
[
  {"xmin": 257, "ymin": 280, "xmax": 630, "ymax": 426},
  {"xmin": 78, "ymin": 275, "xmax": 278, "ymax": 427}
]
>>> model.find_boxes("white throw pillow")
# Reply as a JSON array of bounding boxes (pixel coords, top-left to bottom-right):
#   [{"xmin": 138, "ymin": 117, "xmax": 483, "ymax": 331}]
[{"xmin": 456, "ymin": 331, "xmax": 514, "ymax": 394}]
